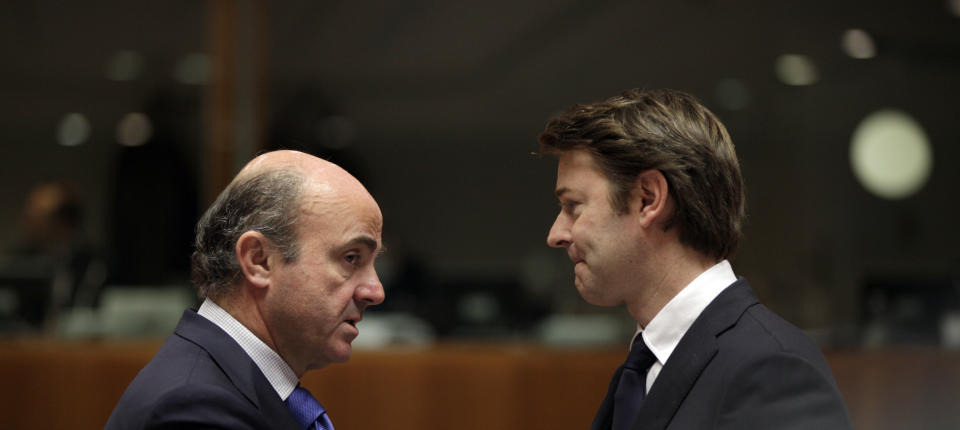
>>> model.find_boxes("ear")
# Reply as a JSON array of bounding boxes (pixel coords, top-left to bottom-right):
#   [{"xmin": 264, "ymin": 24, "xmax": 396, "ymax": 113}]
[
  {"xmin": 631, "ymin": 169, "xmax": 671, "ymax": 229},
  {"xmin": 236, "ymin": 230, "xmax": 275, "ymax": 289}
]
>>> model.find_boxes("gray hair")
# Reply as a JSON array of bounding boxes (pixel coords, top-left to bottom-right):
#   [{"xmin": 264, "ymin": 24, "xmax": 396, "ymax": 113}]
[{"xmin": 190, "ymin": 169, "xmax": 305, "ymax": 299}]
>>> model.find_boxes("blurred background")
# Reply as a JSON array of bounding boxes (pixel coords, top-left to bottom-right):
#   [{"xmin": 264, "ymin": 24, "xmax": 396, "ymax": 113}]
[{"xmin": 0, "ymin": 0, "xmax": 958, "ymax": 429}]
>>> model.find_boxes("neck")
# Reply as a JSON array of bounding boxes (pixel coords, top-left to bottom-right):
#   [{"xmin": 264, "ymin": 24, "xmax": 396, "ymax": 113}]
[
  {"xmin": 214, "ymin": 286, "xmax": 280, "ymax": 358},
  {"xmin": 626, "ymin": 242, "xmax": 717, "ymax": 328}
]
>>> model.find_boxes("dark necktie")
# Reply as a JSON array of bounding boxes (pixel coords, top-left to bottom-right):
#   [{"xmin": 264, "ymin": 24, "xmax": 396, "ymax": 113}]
[
  {"xmin": 612, "ymin": 335, "xmax": 657, "ymax": 430},
  {"xmin": 285, "ymin": 385, "xmax": 335, "ymax": 430}
]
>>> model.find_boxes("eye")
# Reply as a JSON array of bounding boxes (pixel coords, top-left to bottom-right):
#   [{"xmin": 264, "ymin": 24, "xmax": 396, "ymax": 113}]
[
  {"xmin": 559, "ymin": 201, "xmax": 580, "ymax": 214},
  {"xmin": 344, "ymin": 253, "xmax": 361, "ymax": 266}
]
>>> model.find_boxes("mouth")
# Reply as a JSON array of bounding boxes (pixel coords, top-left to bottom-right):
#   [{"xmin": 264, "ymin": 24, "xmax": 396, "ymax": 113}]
[{"xmin": 344, "ymin": 316, "xmax": 361, "ymax": 328}]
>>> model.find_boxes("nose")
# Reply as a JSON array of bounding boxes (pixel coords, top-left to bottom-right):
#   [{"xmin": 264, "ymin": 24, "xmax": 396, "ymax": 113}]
[
  {"xmin": 355, "ymin": 268, "xmax": 386, "ymax": 307},
  {"xmin": 547, "ymin": 213, "xmax": 571, "ymax": 248}
]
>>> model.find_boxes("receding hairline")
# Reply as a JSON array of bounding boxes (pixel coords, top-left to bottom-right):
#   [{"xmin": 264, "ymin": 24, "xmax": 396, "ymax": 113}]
[{"xmin": 235, "ymin": 150, "xmax": 374, "ymax": 207}]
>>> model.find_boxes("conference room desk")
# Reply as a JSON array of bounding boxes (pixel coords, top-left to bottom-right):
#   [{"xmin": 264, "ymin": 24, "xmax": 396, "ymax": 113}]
[{"xmin": 0, "ymin": 340, "xmax": 957, "ymax": 429}]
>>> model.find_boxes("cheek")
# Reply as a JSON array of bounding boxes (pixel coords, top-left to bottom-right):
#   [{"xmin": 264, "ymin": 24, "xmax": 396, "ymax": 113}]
[
  {"xmin": 331, "ymin": 282, "xmax": 358, "ymax": 311},
  {"xmin": 311, "ymin": 274, "xmax": 355, "ymax": 315},
  {"xmin": 278, "ymin": 270, "xmax": 333, "ymax": 315},
  {"xmin": 285, "ymin": 262, "xmax": 357, "ymax": 319},
  {"xmin": 570, "ymin": 217, "xmax": 598, "ymax": 246}
]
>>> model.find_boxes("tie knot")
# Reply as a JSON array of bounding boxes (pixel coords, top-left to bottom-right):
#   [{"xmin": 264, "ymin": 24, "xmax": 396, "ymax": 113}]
[
  {"xmin": 286, "ymin": 386, "xmax": 326, "ymax": 429},
  {"xmin": 624, "ymin": 335, "xmax": 656, "ymax": 371}
]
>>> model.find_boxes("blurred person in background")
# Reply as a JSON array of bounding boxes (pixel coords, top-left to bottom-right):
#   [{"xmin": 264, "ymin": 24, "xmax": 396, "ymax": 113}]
[
  {"xmin": 0, "ymin": 182, "xmax": 105, "ymax": 332},
  {"xmin": 106, "ymin": 150, "xmax": 385, "ymax": 429},
  {"xmin": 539, "ymin": 88, "xmax": 851, "ymax": 430}
]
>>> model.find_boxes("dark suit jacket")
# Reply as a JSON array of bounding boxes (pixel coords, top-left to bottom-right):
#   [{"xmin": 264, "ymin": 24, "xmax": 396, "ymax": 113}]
[
  {"xmin": 105, "ymin": 310, "xmax": 302, "ymax": 430},
  {"xmin": 591, "ymin": 279, "xmax": 852, "ymax": 430}
]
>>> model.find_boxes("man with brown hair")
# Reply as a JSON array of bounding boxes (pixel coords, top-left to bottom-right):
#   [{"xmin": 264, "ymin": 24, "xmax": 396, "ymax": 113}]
[{"xmin": 539, "ymin": 89, "xmax": 851, "ymax": 429}]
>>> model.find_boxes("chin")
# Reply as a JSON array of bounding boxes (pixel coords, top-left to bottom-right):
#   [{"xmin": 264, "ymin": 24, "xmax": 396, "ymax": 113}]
[
  {"xmin": 321, "ymin": 344, "xmax": 353, "ymax": 365},
  {"xmin": 576, "ymin": 283, "xmax": 619, "ymax": 307},
  {"xmin": 575, "ymin": 284, "xmax": 602, "ymax": 305},
  {"xmin": 581, "ymin": 295, "xmax": 620, "ymax": 307},
  {"xmin": 331, "ymin": 350, "xmax": 351, "ymax": 364}
]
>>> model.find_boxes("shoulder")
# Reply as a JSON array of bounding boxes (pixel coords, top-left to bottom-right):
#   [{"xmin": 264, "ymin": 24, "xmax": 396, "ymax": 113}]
[
  {"xmin": 106, "ymin": 333, "xmax": 255, "ymax": 429},
  {"xmin": 710, "ymin": 304, "xmax": 852, "ymax": 429},
  {"xmin": 141, "ymin": 383, "xmax": 271, "ymax": 429},
  {"xmin": 137, "ymin": 331, "xmax": 237, "ymax": 389},
  {"xmin": 719, "ymin": 303, "xmax": 826, "ymax": 360},
  {"xmin": 714, "ymin": 302, "xmax": 839, "ymax": 398}
]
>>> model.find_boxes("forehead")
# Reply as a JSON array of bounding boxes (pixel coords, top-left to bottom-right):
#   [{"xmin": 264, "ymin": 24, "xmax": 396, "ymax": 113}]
[
  {"xmin": 555, "ymin": 150, "xmax": 609, "ymax": 196},
  {"xmin": 297, "ymin": 182, "xmax": 383, "ymax": 245}
]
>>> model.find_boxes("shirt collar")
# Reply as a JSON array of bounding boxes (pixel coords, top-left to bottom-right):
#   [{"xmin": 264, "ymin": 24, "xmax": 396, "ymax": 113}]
[
  {"xmin": 197, "ymin": 298, "xmax": 300, "ymax": 400},
  {"xmin": 635, "ymin": 260, "xmax": 737, "ymax": 365}
]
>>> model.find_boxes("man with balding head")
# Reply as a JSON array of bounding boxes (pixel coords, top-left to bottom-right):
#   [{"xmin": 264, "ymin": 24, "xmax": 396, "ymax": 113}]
[{"xmin": 106, "ymin": 150, "xmax": 385, "ymax": 430}]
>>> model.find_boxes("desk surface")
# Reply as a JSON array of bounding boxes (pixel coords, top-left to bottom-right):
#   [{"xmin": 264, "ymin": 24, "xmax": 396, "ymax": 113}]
[{"xmin": 0, "ymin": 340, "xmax": 957, "ymax": 429}]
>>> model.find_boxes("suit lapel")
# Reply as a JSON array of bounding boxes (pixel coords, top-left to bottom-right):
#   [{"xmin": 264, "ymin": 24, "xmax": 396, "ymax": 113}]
[
  {"xmin": 175, "ymin": 310, "xmax": 302, "ymax": 429},
  {"xmin": 632, "ymin": 279, "xmax": 760, "ymax": 430},
  {"xmin": 632, "ymin": 325, "xmax": 717, "ymax": 430},
  {"xmin": 591, "ymin": 365, "xmax": 625, "ymax": 430},
  {"xmin": 252, "ymin": 371, "xmax": 303, "ymax": 430}
]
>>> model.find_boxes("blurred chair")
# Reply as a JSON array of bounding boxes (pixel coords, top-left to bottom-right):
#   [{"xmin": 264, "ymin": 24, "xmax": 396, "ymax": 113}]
[
  {"xmin": 860, "ymin": 275, "xmax": 960, "ymax": 347},
  {"xmin": 57, "ymin": 285, "xmax": 196, "ymax": 338},
  {"xmin": 351, "ymin": 312, "xmax": 436, "ymax": 348},
  {"xmin": 0, "ymin": 261, "xmax": 53, "ymax": 333},
  {"xmin": 536, "ymin": 313, "xmax": 631, "ymax": 347}
]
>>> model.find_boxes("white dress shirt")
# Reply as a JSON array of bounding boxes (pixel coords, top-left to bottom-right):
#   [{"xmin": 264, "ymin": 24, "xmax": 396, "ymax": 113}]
[
  {"xmin": 633, "ymin": 260, "xmax": 738, "ymax": 393},
  {"xmin": 197, "ymin": 298, "xmax": 300, "ymax": 401}
]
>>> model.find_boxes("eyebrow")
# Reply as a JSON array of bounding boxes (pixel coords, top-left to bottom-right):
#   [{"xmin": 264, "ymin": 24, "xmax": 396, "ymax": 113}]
[
  {"xmin": 555, "ymin": 187, "xmax": 570, "ymax": 198},
  {"xmin": 344, "ymin": 235, "xmax": 381, "ymax": 254}
]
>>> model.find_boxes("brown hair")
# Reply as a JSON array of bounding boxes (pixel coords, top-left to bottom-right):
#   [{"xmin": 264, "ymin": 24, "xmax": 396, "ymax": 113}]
[{"xmin": 538, "ymin": 88, "xmax": 746, "ymax": 260}]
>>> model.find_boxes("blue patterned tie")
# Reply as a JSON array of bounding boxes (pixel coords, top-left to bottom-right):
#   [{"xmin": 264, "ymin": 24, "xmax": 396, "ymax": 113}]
[
  {"xmin": 612, "ymin": 335, "xmax": 656, "ymax": 430},
  {"xmin": 285, "ymin": 386, "xmax": 335, "ymax": 430}
]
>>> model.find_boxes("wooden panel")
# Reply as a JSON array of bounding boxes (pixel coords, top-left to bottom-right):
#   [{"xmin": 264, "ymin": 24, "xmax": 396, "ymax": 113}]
[
  {"xmin": 205, "ymin": 0, "xmax": 237, "ymax": 203},
  {"xmin": 0, "ymin": 340, "xmax": 161, "ymax": 430},
  {"xmin": 828, "ymin": 349, "xmax": 960, "ymax": 430},
  {"xmin": 1, "ymin": 341, "xmax": 959, "ymax": 429},
  {"xmin": 302, "ymin": 344, "xmax": 623, "ymax": 430},
  {"xmin": 204, "ymin": 0, "xmax": 269, "ymax": 203}
]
